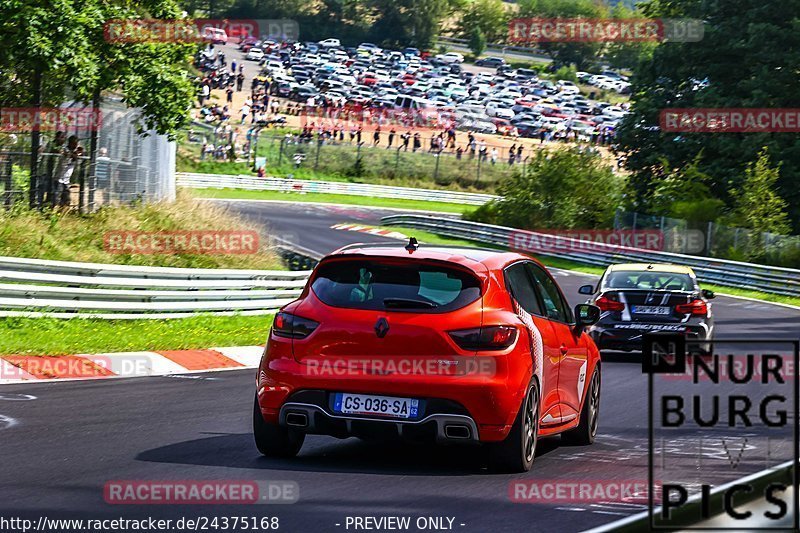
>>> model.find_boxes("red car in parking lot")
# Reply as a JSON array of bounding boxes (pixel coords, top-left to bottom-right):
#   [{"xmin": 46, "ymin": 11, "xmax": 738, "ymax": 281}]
[{"xmin": 254, "ymin": 242, "xmax": 602, "ymax": 472}]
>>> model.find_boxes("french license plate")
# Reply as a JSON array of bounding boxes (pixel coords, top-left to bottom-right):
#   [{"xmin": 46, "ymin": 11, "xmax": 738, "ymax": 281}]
[
  {"xmin": 632, "ymin": 305, "xmax": 671, "ymax": 315},
  {"xmin": 333, "ymin": 393, "xmax": 419, "ymax": 419}
]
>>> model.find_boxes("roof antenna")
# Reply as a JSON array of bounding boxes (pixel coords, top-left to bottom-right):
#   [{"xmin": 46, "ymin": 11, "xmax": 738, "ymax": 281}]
[{"xmin": 405, "ymin": 237, "xmax": 419, "ymax": 253}]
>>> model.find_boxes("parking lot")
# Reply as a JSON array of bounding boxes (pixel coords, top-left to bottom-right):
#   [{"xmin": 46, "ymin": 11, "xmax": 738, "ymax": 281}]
[{"xmin": 193, "ymin": 37, "xmax": 629, "ymax": 162}]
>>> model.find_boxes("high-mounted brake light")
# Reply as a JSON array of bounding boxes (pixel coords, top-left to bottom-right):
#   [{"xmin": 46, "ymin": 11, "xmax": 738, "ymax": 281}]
[
  {"xmin": 449, "ymin": 326, "xmax": 517, "ymax": 351},
  {"xmin": 272, "ymin": 312, "xmax": 319, "ymax": 339},
  {"xmin": 595, "ymin": 295, "xmax": 625, "ymax": 312},
  {"xmin": 675, "ymin": 299, "xmax": 708, "ymax": 317}
]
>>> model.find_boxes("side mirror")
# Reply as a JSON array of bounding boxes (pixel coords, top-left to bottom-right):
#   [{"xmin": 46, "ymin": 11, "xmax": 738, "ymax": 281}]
[
  {"xmin": 578, "ymin": 284, "xmax": 595, "ymax": 295},
  {"xmin": 701, "ymin": 289, "xmax": 716, "ymax": 300},
  {"xmin": 574, "ymin": 304, "xmax": 601, "ymax": 328}
]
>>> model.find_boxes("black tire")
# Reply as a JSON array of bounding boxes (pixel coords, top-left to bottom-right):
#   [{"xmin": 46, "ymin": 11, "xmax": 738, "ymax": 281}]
[
  {"xmin": 561, "ymin": 368, "xmax": 600, "ymax": 446},
  {"xmin": 488, "ymin": 379, "xmax": 539, "ymax": 473},
  {"xmin": 253, "ymin": 395, "xmax": 305, "ymax": 457}
]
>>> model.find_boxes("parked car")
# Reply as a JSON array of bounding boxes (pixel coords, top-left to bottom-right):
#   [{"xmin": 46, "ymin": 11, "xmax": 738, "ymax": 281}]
[
  {"xmin": 246, "ymin": 48, "xmax": 265, "ymax": 61},
  {"xmin": 475, "ymin": 57, "xmax": 506, "ymax": 68},
  {"xmin": 435, "ymin": 52, "xmax": 464, "ymax": 64}
]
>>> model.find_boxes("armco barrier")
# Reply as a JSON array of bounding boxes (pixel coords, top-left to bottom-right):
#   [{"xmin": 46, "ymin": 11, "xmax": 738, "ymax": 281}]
[
  {"xmin": 177, "ymin": 172, "xmax": 499, "ymax": 206},
  {"xmin": 0, "ymin": 256, "xmax": 311, "ymax": 319},
  {"xmin": 582, "ymin": 460, "xmax": 796, "ymax": 532},
  {"xmin": 380, "ymin": 214, "xmax": 800, "ymax": 296}
]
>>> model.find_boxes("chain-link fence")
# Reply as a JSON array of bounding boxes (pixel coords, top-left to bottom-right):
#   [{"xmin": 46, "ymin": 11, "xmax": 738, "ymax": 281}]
[
  {"xmin": 0, "ymin": 97, "xmax": 175, "ymax": 212},
  {"xmin": 615, "ymin": 209, "xmax": 800, "ymax": 267}
]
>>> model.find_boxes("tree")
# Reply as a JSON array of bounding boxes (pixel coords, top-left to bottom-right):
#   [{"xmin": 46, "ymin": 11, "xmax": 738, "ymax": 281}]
[
  {"xmin": 516, "ymin": 0, "xmax": 607, "ymax": 69},
  {"xmin": 458, "ymin": 0, "xmax": 509, "ymax": 43},
  {"xmin": 733, "ymin": 149, "xmax": 791, "ymax": 235},
  {"xmin": 648, "ymin": 155, "xmax": 725, "ymax": 223},
  {"xmin": 469, "ymin": 27, "xmax": 487, "ymax": 57},
  {"xmin": 468, "ymin": 148, "xmax": 623, "ymax": 230},
  {"xmin": 616, "ymin": 0, "xmax": 800, "ymax": 232}
]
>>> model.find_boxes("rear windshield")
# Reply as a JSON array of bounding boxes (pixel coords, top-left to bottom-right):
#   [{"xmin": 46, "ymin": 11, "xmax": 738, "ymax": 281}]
[
  {"xmin": 311, "ymin": 259, "xmax": 481, "ymax": 312},
  {"xmin": 605, "ymin": 271, "xmax": 695, "ymax": 291}
]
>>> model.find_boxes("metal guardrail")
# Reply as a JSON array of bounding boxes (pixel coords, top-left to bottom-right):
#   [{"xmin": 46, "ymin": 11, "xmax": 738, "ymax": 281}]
[
  {"xmin": 177, "ymin": 172, "xmax": 499, "ymax": 206},
  {"xmin": 583, "ymin": 460, "xmax": 796, "ymax": 532},
  {"xmin": 0, "ymin": 256, "xmax": 311, "ymax": 319},
  {"xmin": 437, "ymin": 36, "xmax": 553, "ymax": 64},
  {"xmin": 380, "ymin": 214, "xmax": 800, "ymax": 297}
]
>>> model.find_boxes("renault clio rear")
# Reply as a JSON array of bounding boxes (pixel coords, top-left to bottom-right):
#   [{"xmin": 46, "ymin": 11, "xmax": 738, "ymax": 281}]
[{"xmin": 254, "ymin": 242, "xmax": 603, "ymax": 472}]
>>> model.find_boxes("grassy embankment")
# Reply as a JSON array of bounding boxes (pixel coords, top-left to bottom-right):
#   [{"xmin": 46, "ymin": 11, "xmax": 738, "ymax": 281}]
[{"xmin": 0, "ymin": 193, "xmax": 282, "ymax": 355}]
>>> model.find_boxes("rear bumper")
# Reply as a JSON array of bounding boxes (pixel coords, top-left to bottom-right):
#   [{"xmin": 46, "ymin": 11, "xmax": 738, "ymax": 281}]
[
  {"xmin": 590, "ymin": 322, "xmax": 711, "ymax": 352},
  {"xmin": 255, "ymin": 341, "xmax": 529, "ymax": 443},
  {"xmin": 278, "ymin": 395, "xmax": 480, "ymax": 444}
]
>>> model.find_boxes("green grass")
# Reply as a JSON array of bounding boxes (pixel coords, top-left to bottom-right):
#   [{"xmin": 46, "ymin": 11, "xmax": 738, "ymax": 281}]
[
  {"xmin": 0, "ymin": 192, "xmax": 283, "ymax": 269},
  {"xmin": 178, "ymin": 134, "xmax": 512, "ymax": 193},
  {"xmin": 388, "ymin": 226, "xmax": 800, "ymax": 308},
  {"xmin": 0, "ymin": 315, "xmax": 274, "ymax": 356},
  {"xmin": 191, "ymin": 188, "xmax": 478, "ymax": 215}
]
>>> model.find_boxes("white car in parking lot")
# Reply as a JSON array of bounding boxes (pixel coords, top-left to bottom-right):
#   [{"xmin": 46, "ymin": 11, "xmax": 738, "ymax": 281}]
[
  {"xmin": 435, "ymin": 52, "xmax": 464, "ymax": 64},
  {"xmin": 246, "ymin": 48, "xmax": 265, "ymax": 61},
  {"xmin": 319, "ymin": 38, "xmax": 341, "ymax": 47}
]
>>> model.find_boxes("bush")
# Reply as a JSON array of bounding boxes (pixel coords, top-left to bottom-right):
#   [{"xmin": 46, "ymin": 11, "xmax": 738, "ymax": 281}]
[{"xmin": 467, "ymin": 148, "xmax": 623, "ymax": 230}]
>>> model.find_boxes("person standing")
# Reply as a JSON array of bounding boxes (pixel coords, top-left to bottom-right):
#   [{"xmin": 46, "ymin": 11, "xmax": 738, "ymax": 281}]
[
  {"xmin": 387, "ymin": 128, "xmax": 396, "ymax": 148},
  {"xmin": 199, "ymin": 82, "xmax": 210, "ymax": 106},
  {"xmin": 226, "ymin": 86, "xmax": 233, "ymax": 104},
  {"xmin": 240, "ymin": 102, "xmax": 251, "ymax": 124},
  {"xmin": 55, "ymin": 136, "xmax": 82, "ymax": 208},
  {"xmin": 490, "ymin": 147, "xmax": 498, "ymax": 165},
  {"xmin": 231, "ymin": 59, "xmax": 237, "ymax": 74},
  {"xmin": 236, "ymin": 70, "xmax": 245, "ymax": 92}
]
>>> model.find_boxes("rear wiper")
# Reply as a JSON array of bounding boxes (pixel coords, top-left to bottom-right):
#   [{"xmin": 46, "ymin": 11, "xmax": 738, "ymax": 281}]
[{"xmin": 383, "ymin": 298, "xmax": 438, "ymax": 309}]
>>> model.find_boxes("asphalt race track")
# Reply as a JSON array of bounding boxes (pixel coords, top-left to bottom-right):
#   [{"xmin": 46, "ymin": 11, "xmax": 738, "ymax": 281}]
[{"xmin": 1, "ymin": 200, "xmax": 798, "ymax": 533}]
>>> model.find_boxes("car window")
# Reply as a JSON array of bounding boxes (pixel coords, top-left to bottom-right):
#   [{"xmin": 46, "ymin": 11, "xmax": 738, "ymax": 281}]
[
  {"xmin": 605, "ymin": 271, "xmax": 694, "ymax": 291},
  {"xmin": 311, "ymin": 259, "xmax": 481, "ymax": 312},
  {"xmin": 525, "ymin": 263, "xmax": 571, "ymax": 323},
  {"xmin": 504, "ymin": 263, "xmax": 542, "ymax": 316}
]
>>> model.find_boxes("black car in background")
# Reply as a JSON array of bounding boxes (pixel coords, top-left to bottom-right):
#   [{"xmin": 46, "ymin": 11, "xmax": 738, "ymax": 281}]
[{"xmin": 579, "ymin": 263, "xmax": 715, "ymax": 352}]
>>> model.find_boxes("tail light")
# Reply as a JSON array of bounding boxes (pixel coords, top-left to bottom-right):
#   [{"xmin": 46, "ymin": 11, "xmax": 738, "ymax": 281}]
[
  {"xmin": 595, "ymin": 295, "xmax": 625, "ymax": 312},
  {"xmin": 675, "ymin": 299, "xmax": 708, "ymax": 317},
  {"xmin": 272, "ymin": 312, "xmax": 319, "ymax": 339},
  {"xmin": 449, "ymin": 326, "xmax": 517, "ymax": 351}
]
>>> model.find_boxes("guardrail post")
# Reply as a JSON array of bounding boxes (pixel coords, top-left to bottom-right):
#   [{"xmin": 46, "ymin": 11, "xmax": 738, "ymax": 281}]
[
  {"xmin": 433, "ymin": 153, "xmax": 440, "ymax": 182},
  {"xmin": 278, "ymin": 137, "xmax": 284, "ymax": 166},
  {"xmin": 2, "ymin": 158, "xmax": 11, "ymax": 209},
  {"xmin": 706, "ymin": 221, "xmax": 713, "ymax": 255},
  {"xmin": 475, "ymin": 154, "xmax": 482, "ymax": 185}
]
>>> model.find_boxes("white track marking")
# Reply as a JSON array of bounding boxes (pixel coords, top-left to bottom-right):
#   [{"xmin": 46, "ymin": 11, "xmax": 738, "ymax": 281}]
[
  {"xmin": 0, "ymin": 393, "xmax": 36, "ymax": 401},
  {"xmin": 213, "ymin": 346, "xmax": 264, "ymax": 367},
  {"xmin": 0, "ymin": 414, "xmax": 18, "ymax": 430}
]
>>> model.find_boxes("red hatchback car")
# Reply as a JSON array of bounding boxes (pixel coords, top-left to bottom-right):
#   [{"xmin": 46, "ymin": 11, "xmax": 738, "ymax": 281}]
[{"xmin": 254, "ymin": 242, "xmax": 602, "ymax": 472}]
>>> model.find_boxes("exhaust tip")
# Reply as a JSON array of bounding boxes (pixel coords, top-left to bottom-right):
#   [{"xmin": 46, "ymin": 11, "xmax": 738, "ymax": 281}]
[
  {"xmin": 285, "ymin": 412, "xmax": 308, "ymax": 428},
  {"xmin": 444, "ymin": 424, "xmax": 471, "ymax": 440}
]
